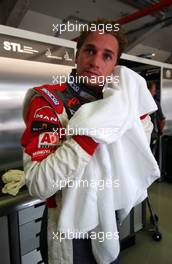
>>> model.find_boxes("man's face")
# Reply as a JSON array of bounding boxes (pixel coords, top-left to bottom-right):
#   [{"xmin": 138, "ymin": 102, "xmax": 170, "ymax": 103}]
[
  {"xmin": 75, "ymin": 31, "xmax": 119, "ymax": 87},
  {"xmin": 150, "ymin": 83, "xmax": 157, "ymax": 97}
]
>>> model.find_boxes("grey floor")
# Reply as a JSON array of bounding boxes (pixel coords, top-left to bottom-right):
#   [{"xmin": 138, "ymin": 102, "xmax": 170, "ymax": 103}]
[{"xmin": 120, "ymin": 181, "xmax": 172, "ymax": 264}]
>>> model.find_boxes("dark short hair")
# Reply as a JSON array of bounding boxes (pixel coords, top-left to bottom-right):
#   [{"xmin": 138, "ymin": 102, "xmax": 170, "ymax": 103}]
[{"xmin": 76, "ymin": 18, "xmax": 127, "ymax": 63}]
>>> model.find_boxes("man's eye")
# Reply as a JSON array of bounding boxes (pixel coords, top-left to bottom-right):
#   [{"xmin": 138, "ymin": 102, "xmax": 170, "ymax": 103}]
[
  {"xmin": 104, "ymin": 53, "xmax": 112, "ymax": 61},
  {"xmin": 85, "ymin": 48, "xmax": 94, "ymax": 55}
]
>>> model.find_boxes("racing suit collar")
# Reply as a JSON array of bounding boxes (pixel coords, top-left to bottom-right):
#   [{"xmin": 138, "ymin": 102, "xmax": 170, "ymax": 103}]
[{"xmin": 67, "ymin": 69, "xmax": 103, "ymax": 102}]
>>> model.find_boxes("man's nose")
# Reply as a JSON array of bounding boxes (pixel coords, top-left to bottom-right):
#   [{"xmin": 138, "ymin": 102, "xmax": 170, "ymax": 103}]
[{"xmin": 89, "ymin": 54, "xmax": 101, "ymax": 68}]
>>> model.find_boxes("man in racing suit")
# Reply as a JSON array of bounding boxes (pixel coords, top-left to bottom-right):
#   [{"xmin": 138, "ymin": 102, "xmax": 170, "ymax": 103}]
[{"xmin": 21, "ymin": 20, "xmax": 153, "ymax": 264}]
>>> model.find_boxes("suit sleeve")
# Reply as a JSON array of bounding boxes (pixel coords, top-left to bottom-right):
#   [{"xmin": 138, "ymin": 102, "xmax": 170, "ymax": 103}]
[{"xmin": 21, "ymin": 95, "xmax": 98, "ymax": 200}]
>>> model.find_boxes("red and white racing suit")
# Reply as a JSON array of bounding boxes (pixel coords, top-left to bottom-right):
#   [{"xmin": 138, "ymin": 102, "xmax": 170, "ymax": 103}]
[
  {"xmin": 21, "ymin": 82, "xmax": 100, "ymax": 203},
  {"xmin": 21, "ymin": 82, "xmax": 152, "ymax": 264}
]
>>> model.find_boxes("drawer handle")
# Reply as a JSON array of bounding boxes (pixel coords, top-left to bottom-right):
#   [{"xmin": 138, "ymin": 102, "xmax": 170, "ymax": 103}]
[
  {"xmin": 36, "ymin": 232, "xmax": 41, "ymax": 237},
  {"xmin": 35, "ymin": 217, "xmax": 43, "ymax": 223},
  {"xmin": 34, "ymin": 202, "xmax": 45, "ymax": 208}
]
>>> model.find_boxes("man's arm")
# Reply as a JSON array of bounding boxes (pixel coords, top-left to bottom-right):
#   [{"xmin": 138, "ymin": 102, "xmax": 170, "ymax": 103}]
[
  {"xmin": 21, "ymin": 95, "xmax": 98, "ymax": 200},
  {"xmin": 156, "ymin": 101, "xmax": 166, "ymax": 135}
]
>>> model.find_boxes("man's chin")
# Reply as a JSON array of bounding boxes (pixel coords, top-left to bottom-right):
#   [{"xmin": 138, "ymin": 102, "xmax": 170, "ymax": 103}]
[{"xmin": 84, "ymin": 80, "xmax": 104, "ymax": 88}]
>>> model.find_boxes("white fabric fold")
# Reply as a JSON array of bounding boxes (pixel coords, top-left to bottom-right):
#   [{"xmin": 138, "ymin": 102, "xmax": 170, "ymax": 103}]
[{"xmin": 57, "ymin": 66, "xmax": 160, "ymax": 264}]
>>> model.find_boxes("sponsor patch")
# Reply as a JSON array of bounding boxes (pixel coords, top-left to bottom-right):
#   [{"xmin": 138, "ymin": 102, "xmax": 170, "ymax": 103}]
[
  {"xmin": 32, "ymin": 149, "xmax": 51, "ymax": 157},
  {"xmin": 32, "ymin": 106, "xmax": 60, "ymax": 132},
  {"xmin": 31, "ymin": 121, "xmax": 59, "ymax": 133},
  {"xmin": 31, "ymin": 149, "xmax": 53, "ymax": 161},
  {"xmin": 38, "ymin": 132, "xmax": 59, "ymax": 148},
  {"xmin": 41, "ymin": 88, "xmax": 59, "ymax": 106},
  {"xmin": 67, "ymin": 97, "xmax": 80, "ymax": 107},
  {"xmin": 34, "ymin": 113, "xmax": 59, "ymax": 122},
  {"xmin": 33, "ymin": 106, "xmax": 59, "ymax": 123}
]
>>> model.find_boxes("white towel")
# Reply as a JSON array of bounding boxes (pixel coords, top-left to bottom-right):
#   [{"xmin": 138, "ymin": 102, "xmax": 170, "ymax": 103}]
[{"xmin": 57, "ymin": 66, "xmax": 160, "ymax": 264}]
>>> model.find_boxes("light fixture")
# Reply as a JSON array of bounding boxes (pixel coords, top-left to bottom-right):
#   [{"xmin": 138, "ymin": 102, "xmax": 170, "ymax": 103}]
[{"xmin": 137, "ymin": 53, "xmax": 156, "ymax": 59}]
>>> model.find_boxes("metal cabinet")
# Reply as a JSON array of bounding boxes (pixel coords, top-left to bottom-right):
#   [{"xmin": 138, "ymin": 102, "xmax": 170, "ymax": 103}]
[
  {"xmin": 7, "ymin": 200, "xmax": 45, "ymax": 264},
  {"xmin": 119, "ymin": 202, "xmax": 145, "ymax": 250},
  {"xmin": 119, "ymin": 209, "xmax": 135, "ymax": 250},
  {"xmin": 1, "ymin": 190, "xmax": 145, "ymax": 263},
  {"xmin": 0, "ymin": 216, "xmax": 11, "ymax": 264},
  {"xmin": 18, "ymin": 203, "xmax": 45, "ymax": 263}
]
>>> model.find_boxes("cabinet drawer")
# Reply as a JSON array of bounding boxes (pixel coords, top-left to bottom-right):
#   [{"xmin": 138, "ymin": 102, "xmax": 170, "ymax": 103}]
[
  {"xmin": 18, "ymin": 203, "xmax": 45, "ymax": 225},
  {"xmin": 20, "ymin": 220, "xmax": 42, "ymax": 255},
  {"xmin": 21, "ymin": 249, "xmax": 43, "ymax": 264}
]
